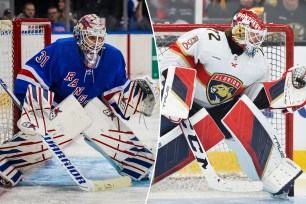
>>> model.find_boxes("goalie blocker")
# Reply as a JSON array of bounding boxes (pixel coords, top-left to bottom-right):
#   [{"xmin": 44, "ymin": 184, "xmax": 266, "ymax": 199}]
[
  {"xmin": 161, "ymin": 66, "xmax": 197, "ymax": 120},
  {"xmin": 222, "ymin": 95, "xmax": 303, "ymax": 195}
]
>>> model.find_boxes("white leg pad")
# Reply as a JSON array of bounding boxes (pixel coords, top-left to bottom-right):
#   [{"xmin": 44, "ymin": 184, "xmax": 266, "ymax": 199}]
[
  {"xmin": 225, "ymin": 138, "xmax": 260, "ymax": 181},
  {"xmin": 0, "ymin": 95, "xmax": 92, "ymax": 186},
  {"xmin": 222, "ymin": 95, "xmax": 303, "ymax": 194},
  {"xmin": 83, "ymin": 98, "xmax": 155, "ymax": 181}
]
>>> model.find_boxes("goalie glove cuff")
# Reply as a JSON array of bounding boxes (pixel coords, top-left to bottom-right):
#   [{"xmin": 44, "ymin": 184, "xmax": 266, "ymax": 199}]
[
  {"xmin": 107, "ymin": 76, "xmax": 159, "ymax": 118},
  {"xmin": 134, "ymin": 76, "xmax": 159, "ymax": 116}
]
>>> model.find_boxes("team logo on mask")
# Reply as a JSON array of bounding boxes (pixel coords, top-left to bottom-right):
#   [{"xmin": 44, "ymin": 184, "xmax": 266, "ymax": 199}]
[{"xmin": 207, "ymin": 73, "xmax": 242, "ymax": 104}]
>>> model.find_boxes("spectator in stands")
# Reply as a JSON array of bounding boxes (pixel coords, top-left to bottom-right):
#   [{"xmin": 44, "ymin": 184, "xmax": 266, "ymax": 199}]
[
  {"xmin": 2, "ymin": 9, "xmax": 13, "ymax": 20},
  {"xmin": 265, "ymin": 0, "xmax": 306, "ymax": 40},
  {"xmin": 146, "ymin": 0, "xmax": 168, "ymax": 23},
  {"xmin": 47, "ymin": 6, "xmax": 66, "ymax": 32},
  {"xmin": 75, "ymin": 0, "xmax": 122, "ymax": 31},
  {"xmin": 239, "ymin": 0, "xmax": 265, "ymax": 14},
  {"xmin": 206, "ymin": 0, "xmax": 265, "ymax": 18},
  {"xmin": 148, "ymin": 0, "xmax": 194, "ymax": 24},
  {"xmin": 17, "ymin": 2, "xmax": 36, "ymax": 18},
  {"xmin": 206, "ymin": 0, "xmax": 239, "ymax": 18},
  {"xmin": 58, "ymin": 0, "xmax": 77, "ymax": 31},
  {"xmin": 167, "ymin": 0, "xmax": 195, "ymax": 23},
  {"xmin": 128, "ymin": 0, "xmax": 151, "ymax": 30}
]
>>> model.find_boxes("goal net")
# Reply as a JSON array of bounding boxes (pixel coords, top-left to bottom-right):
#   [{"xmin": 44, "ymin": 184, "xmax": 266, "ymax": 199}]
[
  {"xmin": 0, "ymin": 18, "xmax": 51, "ymax": 144},
  {"xmin": 151, "ymin": 24, "xmax": 294, "ymax": 193}
]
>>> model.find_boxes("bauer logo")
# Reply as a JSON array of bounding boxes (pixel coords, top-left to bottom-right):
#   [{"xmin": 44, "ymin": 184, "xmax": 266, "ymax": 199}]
[
  {"xmin": 103, "ymin": 109, "xmax": 112, "ymax": 116},
  {"xmin": 49, "ymin": 107, "xmax": 62, "ymax": 120},
  {"xmin": 120, "ymin": 101, "xmax": 126, "ymax": 111},
  {"xmin": 103, "ymin": 109, "xmax": 116, "ymax": 120},
  {"xmin": 207, "ymin": 73, "xmax": 242, "ymax": 105},
  {"xmin": 21, "ymin": 122, "xmax": 36, "ymax": 130}
]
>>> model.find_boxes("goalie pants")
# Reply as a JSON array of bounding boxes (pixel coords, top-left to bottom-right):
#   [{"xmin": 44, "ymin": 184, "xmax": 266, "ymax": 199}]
[{"xmin": 160, "ymin": 97, "xmax": 240, "ymax": 139}]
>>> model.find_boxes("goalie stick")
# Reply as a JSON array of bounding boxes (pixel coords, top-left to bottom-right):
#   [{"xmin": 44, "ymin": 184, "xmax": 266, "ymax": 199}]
[
  {"xmin": 178, "ymin": 118, "xmax": 263, "ymax": 192},
  {"xmin": 0, "ymin": 78, "xmax": 132, "ymax": 191}
]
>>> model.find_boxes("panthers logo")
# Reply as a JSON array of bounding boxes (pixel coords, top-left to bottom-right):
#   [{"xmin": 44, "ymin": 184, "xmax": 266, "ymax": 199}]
[{"xmin": 207, "ymin": 73, "xmax": 242, "ymax": 104}]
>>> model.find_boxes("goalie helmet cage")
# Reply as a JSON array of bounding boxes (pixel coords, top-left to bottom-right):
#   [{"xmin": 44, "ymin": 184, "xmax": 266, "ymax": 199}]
[
  {"xmin": 152, "ymin": 24, "xmax": 295, "ymax": 195},
  {"xmin": 0, "ymin": 18, "xmax": 51, "ymax": 144}
]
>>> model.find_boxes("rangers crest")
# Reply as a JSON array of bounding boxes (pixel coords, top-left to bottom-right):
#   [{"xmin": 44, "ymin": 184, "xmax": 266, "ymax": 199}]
[{"xmin": 207, "ymin": 73, "xmax": 242, "ymax": 104}]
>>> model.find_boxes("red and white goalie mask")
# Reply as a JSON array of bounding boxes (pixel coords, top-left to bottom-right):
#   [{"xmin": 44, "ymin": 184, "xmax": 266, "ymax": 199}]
[
  {"xmin": 231, "ymin": 9, "xmax": 267, "ymax": 57},
  {"xmin": 73, "ymin": 14, "xmax": 107, "ymax": 68}
]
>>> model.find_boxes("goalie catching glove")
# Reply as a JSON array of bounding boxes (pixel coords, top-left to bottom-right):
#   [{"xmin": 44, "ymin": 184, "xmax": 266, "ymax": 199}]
[
  {"xmin": 285, "ymin": 65, "xmax": 306, "ymax": 112},
  {"xmin": 263, "ymin": 64, "xmax": 306, "ymax": 113},
  {"xmin": 105, "ymin": 76, "xmax": 159, "ymax": 118}
]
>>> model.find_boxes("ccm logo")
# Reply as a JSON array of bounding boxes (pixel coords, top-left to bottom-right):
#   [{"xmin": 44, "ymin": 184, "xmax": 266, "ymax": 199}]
[{"xmin": 181, "ymin": 121, "xmax": 209, "ymax": 170}]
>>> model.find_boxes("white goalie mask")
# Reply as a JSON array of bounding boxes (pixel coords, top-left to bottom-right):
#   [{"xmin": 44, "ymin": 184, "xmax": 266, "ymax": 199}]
[
  {"xmin": 231, "ymin": 9, "xmax": 267, "ymax": 57},
  {"xmin": 73, "ymin": 14, "xmax": 107, "ymax": 68}
]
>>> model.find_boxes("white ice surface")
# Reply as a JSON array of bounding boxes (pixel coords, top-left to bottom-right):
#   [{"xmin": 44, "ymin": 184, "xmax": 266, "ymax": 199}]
[
  {"xmin": 147, "ymin": 173, "xmax": 306, "ymax": 204},
  {"xmin": 0, "ymin": 111, "xmax": 159, "ymax": 204}
]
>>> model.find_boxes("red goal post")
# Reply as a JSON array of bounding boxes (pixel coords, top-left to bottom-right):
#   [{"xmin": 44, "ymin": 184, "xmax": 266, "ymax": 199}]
[
  {"xmin": 0, "ymin": 18, "xmax": 51, "ymax": 144},
  {"xmin": 152, "ymin": 23, "xmax": 295, "ymax": 193}
]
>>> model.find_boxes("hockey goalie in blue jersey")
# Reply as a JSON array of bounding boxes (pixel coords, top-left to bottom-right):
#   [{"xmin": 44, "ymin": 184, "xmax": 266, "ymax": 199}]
[{"xmin": 0, "ymin": 14, "xmax": 157, "ymax": 188}]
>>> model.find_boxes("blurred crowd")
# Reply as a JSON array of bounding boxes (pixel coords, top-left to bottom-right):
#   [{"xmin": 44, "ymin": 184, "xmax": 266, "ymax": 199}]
[
  {"xmin": 1, "ymin": 0, "xmax": 305, "ymax": 41},
  {"xmin": 0, "ymin": 0, "xmax": 151, "ymax": 32},
  {"xmin": 147, "ymin": 0, "xmax": 306, "ymax": 41}
]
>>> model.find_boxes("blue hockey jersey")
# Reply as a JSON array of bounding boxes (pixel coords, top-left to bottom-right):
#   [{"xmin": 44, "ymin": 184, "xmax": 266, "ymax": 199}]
[{"xmin": 14, "ymin": 37, "xmax": 129, "ymax": 106}]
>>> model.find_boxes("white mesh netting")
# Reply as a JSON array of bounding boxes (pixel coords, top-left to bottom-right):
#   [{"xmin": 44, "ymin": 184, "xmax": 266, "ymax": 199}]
[{"xmin": 0, "ymin": 20, "xmax": 48, "ymax": 144}]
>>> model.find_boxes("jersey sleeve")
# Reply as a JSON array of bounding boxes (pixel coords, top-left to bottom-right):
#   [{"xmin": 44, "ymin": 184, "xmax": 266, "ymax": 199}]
[
  {"xmin": 114, "ymin": 51, "xmax": 129, "ymax": 88},
  {"xmin": 14, "ymin": 42, "xmax": 59, "ymax": 104},
  {"xmin": 103, "ymin": 49, "xmax": 129, "ymax": 101},
  {"xmin": 102, "ymin": 49, "xmax": 130, "ymax": 120},
  {"xmin": 159, "ymin": 28, "xmax": 207, "ymax": 74}
]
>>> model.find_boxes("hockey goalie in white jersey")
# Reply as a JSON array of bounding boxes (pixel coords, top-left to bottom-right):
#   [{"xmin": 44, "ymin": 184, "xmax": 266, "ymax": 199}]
[{"xmin": 156, "ymin": 8, "xmax": 305, "ymax": 196}]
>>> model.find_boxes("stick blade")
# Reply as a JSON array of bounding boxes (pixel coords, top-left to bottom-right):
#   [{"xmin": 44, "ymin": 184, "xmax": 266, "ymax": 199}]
[{"xmin": 91, "ymin": 176, "xmax": 132, "ymax": 191}]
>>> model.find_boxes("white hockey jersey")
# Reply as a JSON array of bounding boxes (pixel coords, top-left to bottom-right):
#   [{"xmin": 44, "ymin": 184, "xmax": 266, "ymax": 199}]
[{"xmin": 159, "ymin": 28, "xmax": 270, "ymax": 108}]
